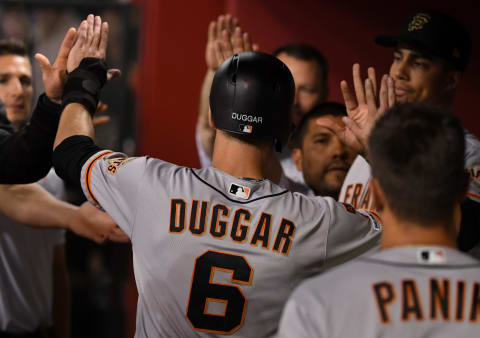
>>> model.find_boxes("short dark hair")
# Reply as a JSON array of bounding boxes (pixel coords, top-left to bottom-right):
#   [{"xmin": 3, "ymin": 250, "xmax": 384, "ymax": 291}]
[
  {"xmin": 273, "ymin": 43, "xmax": 328, "ymax": 95},
  {"xmin": 292, "ymin": 102, "xmax": 346, "ymax": 148},
  {"xmin": 0, "ymin": 39, "xmax": 28, "ymax": 57},
  {"xmin": 369, "ymin": 103, "xmax": 466, "ymax": 225}
]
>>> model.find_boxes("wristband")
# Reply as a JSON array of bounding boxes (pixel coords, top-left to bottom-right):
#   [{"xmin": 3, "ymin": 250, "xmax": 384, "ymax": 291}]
[{"xmin": 62, "ymin": 57, "xmax": 107, "ymax": 116}]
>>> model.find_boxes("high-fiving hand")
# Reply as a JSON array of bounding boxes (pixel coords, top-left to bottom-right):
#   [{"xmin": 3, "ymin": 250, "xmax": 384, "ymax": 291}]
[
  {"xmin": 339, "ymin": 63, "xmax": 395, "ymax": 156},
  {"xmin": 67, "ymin": 14, "xmax": 121, "ymax": 82}
]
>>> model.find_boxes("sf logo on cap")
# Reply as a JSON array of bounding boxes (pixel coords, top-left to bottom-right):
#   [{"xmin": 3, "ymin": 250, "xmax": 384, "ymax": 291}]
[{"xmin": 408, "ymin": 13, "xmax": 431, "ymax": 32}]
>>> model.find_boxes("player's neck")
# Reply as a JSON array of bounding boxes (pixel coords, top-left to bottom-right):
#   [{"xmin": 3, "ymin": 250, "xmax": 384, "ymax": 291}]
[
  {"xmin": 211, "ymin": 132, "xmax": 270, "ymax": 180},
  {"xmin": 380, "ymin": 209, "xmax": 457, "ymax": 250}
]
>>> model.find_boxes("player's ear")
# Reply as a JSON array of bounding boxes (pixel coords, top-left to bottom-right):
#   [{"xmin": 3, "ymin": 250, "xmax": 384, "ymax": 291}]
[
  {"xmin": 291, "ymin": 148, "xmax": 303, "ymax": 172},
  {"xmin": 370, "ymin": 179, "xmax": 385, "ymax": 212},
  {"xmin": 444, "ymin": 69, "xmax": 461, "ymax": 92}
]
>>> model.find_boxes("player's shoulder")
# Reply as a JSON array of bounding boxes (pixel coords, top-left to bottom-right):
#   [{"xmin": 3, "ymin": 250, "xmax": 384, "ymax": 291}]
[
  {"xmin": 292, "ymin": 255, "xmax": 374, "ymax": 302},
  {"xmin": 464, "ymin": 129, "xmax": 480, "ymax": 158}
]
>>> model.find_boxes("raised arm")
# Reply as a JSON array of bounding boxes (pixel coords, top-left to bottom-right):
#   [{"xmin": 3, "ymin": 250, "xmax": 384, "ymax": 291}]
[{"xmin": 196, "ymin": 15, "xmax": 258, "ymax": 166}]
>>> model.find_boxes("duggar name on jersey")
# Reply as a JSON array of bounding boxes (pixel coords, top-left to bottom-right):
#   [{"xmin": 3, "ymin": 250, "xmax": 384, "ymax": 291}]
[{"xmin": 169, "ymin": 198, "xmax": 295, "ymax": 256}]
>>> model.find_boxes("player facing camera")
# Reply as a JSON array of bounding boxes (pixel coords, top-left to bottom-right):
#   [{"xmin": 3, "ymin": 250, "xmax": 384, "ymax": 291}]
[{"xmin": 209, "ymin": 51, "xmax": 295, "ymax": 153}]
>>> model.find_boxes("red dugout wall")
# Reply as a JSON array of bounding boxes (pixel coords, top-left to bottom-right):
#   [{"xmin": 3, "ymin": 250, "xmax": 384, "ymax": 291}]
[{"xmin": 136, "ymin": 0, "xmax": 479, "ymax": 169}]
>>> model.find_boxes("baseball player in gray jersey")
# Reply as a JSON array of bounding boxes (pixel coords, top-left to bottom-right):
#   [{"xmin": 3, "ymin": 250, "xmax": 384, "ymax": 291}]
[
  {"xmin": 279, "ymin": 103, "xmax": 480, "ymax": 338},
  {"xmin": 52, "ymin": 15, "xmax": 382, "ymax": 337},
  {"xmin": 338, "ymin": 10, "xmax": 480, "ymax": 255}
]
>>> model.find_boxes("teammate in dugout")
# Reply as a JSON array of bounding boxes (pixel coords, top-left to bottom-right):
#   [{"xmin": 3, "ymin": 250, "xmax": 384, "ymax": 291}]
[
  {"xmin": 196, "ymin": 15, "xmax": 328, "ymax": 189},
  {"xmin": 338, "ymin": 10, "xmax": 480, "ymax": 254},
  {"xmin": 52, "ymin": 15, "xmax": 388, "ymax": 337},
  {"xmin": 279, "ymin": 103, "xmax": 480, "ymax": 338},
  {"xmin": 290, "ymin": 102, "xmax": 356, "ymax": 198}
]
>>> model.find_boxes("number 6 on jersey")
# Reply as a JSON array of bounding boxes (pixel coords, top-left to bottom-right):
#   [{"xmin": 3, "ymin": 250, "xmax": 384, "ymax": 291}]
[{"xmin": 186, "ymin": 250, "xmax": 253, "ymax": 334}]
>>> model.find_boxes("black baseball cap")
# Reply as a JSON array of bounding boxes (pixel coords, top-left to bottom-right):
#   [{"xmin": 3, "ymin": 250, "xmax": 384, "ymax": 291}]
[{"xmin": 375, "ymin": 10, "xmax": 472, "ymax": 71}]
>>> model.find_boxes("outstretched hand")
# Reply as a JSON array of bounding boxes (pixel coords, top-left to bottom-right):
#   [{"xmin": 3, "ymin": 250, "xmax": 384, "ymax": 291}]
[
  {"xmin": 214, "ymin": 25, "xmax": 259, "ymax": 67},
  {"xmin": 67, "ymin": 15, "xmax": 108, "ymax": 71},
  {"xmin": 205, "ymin": 14, "xmax": 239, "ymax": 70},
  {"xmin": 34, "ymin": 28, "xmax": 77, "ymax": 103},
  {"xmin": 339, "ymin": 63, "xmax": 395, "ymax": 156},
  {"xmin": 68, "ymin": 201, "xmax": 129, "ymax": 244}
]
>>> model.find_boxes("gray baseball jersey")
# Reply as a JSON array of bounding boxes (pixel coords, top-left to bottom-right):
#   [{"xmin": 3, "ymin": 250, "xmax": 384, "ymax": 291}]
[
  {"xmin": 339, "ymin": 129, "xmax": 480, "ymax": 208},
  {"xmin": 0, "ymin": 169, "xmax": 66, "ymax": 333},
  {"xmin": 80, "ymin": 151, "xmax": 382, "ymax": 337},
  {"xmin": 278, "ymin": 246, "xmax": 480, "ymax": 338}
]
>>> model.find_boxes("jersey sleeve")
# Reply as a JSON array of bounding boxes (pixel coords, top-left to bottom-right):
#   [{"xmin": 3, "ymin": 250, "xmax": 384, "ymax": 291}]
[
  {"xmin": 80, "ymin": 151, "xmax": 147, "ymax": 237},
  {"xmin": 324, "ymin": 199, "xmax": 381, "ymax": 269},
  {"xmin": 278, "ymin": 286, "xmax": 327, "ymax": 338},
  {"xmin": 464, "ymin": 130, "xmax": 480, "ymax": 202}
]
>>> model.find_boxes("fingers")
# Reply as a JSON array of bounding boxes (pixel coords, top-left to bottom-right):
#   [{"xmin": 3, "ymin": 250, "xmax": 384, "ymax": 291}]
[
  {"xmin": 340, "ymin": 80, "xmax": 358, "ymax": 114},
  {"xmin": 387, "ymin": 76, "xmax": 395, "ymax": 108},
  {"xmin": 243, "ymin": 32, "xmax": 253, "ymax": 52},
  {"xmin": 216, "ymin": 15, "xmax": 225, "ymax": 38},
  {"xmin": 378, "ymin": 74, "xmax": 388, "ymax": 114},
  {"xmin": 34, "ymin": 53, "xmax": 51, "ymax": 71},
  {"xmin": 54, "ymin": 27, "xmax": 76, "ymax": 67},
  {"xmin": 207, "ymin": 21, "xmax": 216, "ymax": 43},
  {"xmin": 252, "ymin": 43, "xmax": 260, "ymax": 51},
  {"xmin": 87, "ymin": 14, "xmax": 94, "ymax": 44},
  {"xmin": 108, "ymin": 226, "xmax": 130, "ymax": 243},
  {"xmin": 352, "ymin": 63, "xmax": 366, "ymax": 105},
  {"xmin": 106, "ymin": 68, "xmax": 121, "ymax": 82},
  {"xmin": 231, "ymin": 27, "xmax": 244, "ymax": 54},
  {"xmin": 365, "ymin": 79, "xmax": 377, "ymax": 118},
  {"xmin": 367, "ymin": 67, "xmax": 377, "ymax": 97},
  {"xmin": 93, "ymin": 116, "xmax": 111, "ymax": 126},
  {"xmin": 220, "ymin": 29, "xmax": 234, "ymax": 59},
  {"xmin": 99, "ymin": 21, "xmax": 109, "ymax": 59},
  {"xmin": 214, "ymin": 41, "xmax": 224, "ymax": 65},
  {"xmin": 76, "ymin": 20, "xmax": 87, "ymax": 49},
  {"xmin": 91, "ymin": 15, "xmax": 102, "ymax": 48}
]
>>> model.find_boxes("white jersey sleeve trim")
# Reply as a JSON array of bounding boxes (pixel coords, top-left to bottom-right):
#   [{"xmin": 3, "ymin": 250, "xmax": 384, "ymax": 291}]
[{"xmin": 82, "ymin": 150, "xmax": 114, "ymax": 208}]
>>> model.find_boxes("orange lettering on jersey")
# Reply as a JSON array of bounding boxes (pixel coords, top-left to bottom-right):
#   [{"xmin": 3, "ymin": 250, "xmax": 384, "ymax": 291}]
[
  {"xmin": 190, "ymin": 201, "xmax": 209, "ymax": 236},
  {"xmin": 351, "ymin": 183, "xmax": 363, "ymax": 209},
  {"xmin": 273, "ymin": 218, "xmax": 296, "ymax": 256},
  {"xmin": 230, "ymin": 209, "xmax": 251, "ymax": 243},
  {"xmin": 402, "ymin": 280, "xmax": 424, "ymax": 321},
  {"xmin": 210, "ymin": 204, "xmax": 230, "ymax": 239},
  {"xmin": 250, "ymin": 212, "xmax": 272, "ymax": 250},
  {"xmin": 170, "ymin": 199, "xmax": 186, "ymax": 233},
  {"xmin": 373, "ymin": 282, "xmax": 396, "ymax": 324},
  {"xmin": 470, "ymin": 282, "xmax": 480, "ymax": 322},
  {"xmin": 455, "ymin": 280, "xmax": 466, "ymax": 322},
  {"xmin": 361, "ymin": 183, "xmax": 372, "ymax": 209},
  {"xmin": 430, "ymin": 278, "xmax": 450, "ymax": 321},
  {"xmin": 343, "ymin": 184, "xmax": 353, "ymax": 204}
]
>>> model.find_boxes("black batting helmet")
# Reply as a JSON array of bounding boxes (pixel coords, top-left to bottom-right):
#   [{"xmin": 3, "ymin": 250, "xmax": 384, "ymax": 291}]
[{"xmin": 209, "ymin": 51, "xmax": 295, "ymax": 152}]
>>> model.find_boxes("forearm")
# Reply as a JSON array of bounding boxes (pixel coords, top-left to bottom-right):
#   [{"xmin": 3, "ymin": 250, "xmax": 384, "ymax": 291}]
[
  {"xmin": 0, "ymin": 183, "xmax": 78, "ymax": 229},
  {"xmin": 54, "ymin": 102, "xmax": 94, "ymax": 149},
  {"xmin": 197, "ymin": 69, "xmax": 216, "ymax": 160},
  {"xmin": 52, "ymin": 245, "xmax": 71, "ymax": 338},
  {"xmin": 0, "ymin": 94, "xmax": 62, "ymax": 183}
]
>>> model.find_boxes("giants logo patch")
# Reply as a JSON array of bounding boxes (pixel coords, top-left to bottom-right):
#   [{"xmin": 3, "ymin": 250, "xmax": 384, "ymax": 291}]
[
  {"xmin": 229, "ymin": 183, "xmax": 251, "ymax": 199},
  {"xmin": 106, "ymin": 157, "xmax": 135, "ymax": 174}
]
